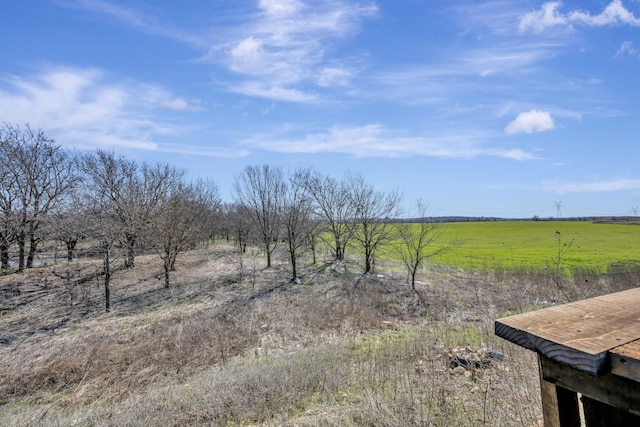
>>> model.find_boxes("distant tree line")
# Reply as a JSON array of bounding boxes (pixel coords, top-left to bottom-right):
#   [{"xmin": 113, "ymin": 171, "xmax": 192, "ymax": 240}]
[{"xmin": 1, "ymin": 123, "xmax": 447, "ymax": 310}]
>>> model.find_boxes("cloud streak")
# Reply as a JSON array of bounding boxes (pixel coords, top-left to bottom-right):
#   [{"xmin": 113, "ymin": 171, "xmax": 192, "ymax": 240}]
[
  {"xmin": 56, "ymin": 0, "xmax": 209, "ymax": 47},
  {"xmin": 241, "ymin": 123, "xmax": 538, "ymax": 160}
]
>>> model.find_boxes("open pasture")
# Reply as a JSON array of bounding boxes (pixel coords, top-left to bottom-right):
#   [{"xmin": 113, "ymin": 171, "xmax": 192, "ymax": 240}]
[{"xmin": 410, "ymin": 220, "xmax": 640, "ymax": 273}]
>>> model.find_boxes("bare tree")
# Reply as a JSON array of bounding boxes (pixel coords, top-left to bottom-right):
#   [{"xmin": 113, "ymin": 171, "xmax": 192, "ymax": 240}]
[
  {"xmin": 47, "ymin": 189, "xmax": 92, "ymax": 263},
  {"xmin": 0, "ymin": 124, "xmax": 76, "ymax": 271},
  {"xmin": 79, "ymin": 151, "xmax": 133, "ymax": 312},
  {"xmin": 302, "ymin": 169, "xmax": 355, "ymax": 262},
  {"xmin": 79, "ymin": 152, "xmax": 185, "ymax": 307},
  {"xmin": 151, "ymin": 179, "xmax": 221, "ymax": 288},
  {"xmin": 348, "ymin": 173, "xmax": 402, "ymax": 274},
  {"xmin": 282, "ymin": 169, "xmax": 313, "ymax": 282},
  {"xmin": 304, "ymin": 218, "xmax": 321, "ymax": 265},
  {"xmin": 396, "ymin": 200, "xmax": 448, "ymax": 292},
  {"xmin": 95, "ymin": 211, "xmax": 120, "ymax": 312},
  {"xmin": 136, "ymin": 162, "xmax": 185, "ymax": 256},
  {"xmin": 224, "ymin": 203, "xmax": 252, "ymax": 253},
  {"xmin": 233, "ymin": 165, "xmax": 285, "ymax": 268},
  {"xmin": 81, "ymin": 151, "xmax": 181, "ymax": 269},
  {"xmin": 0, "ymin": 147, "xmax": 18, "ymax": 270}
]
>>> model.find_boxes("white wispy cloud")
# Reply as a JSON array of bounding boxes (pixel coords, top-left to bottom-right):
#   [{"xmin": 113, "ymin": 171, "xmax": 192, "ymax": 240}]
[
  {"xmin": 544, "ymin": 178, "xmax": 640, "ymax": 193},
  {"xmin": 520, "ymin": 0, "xmax": 640, "ymax": 33},
  {"xmin": 229, "ymin": 81, "xmax": 318, "ymax": 103},
  {"xmin": 366, "ymin": 39, "xmax": 560, "ymax": 108},
  {"xmin": 519, "ymin": 2, "xmax": 568, "ymax": 33},
  {"xmin": 215, "ymin": 0, "xmax": 377, "ymax": 102},
  {"xmin": 615, "ymin": 41, "xmax": 640, "ymax": 58},
  {"xmin": 0, "ymin": 66, "xmax": 244, "ymax": 156},
  {"xmin": 505, "ymin": 110, "xmax": 555, "ymax": 135},
  {"xmin": 56, "ymin": 0, "xmax": 208, "ymax": 47},
  {"xmin": 240, "ymin": 123, "xmax": 538, "ymax": 160}
]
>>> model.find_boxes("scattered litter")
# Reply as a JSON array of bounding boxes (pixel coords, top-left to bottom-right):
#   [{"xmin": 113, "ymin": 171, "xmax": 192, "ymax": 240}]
[{"xmin": 447, "ymin": 347, "xmax": 504, "ymax": 373}]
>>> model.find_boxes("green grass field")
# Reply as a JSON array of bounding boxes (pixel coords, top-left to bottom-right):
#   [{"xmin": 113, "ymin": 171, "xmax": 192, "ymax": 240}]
[{"xmin": 391, "ymin": 220, "xmax": 640, "ymax": 273}]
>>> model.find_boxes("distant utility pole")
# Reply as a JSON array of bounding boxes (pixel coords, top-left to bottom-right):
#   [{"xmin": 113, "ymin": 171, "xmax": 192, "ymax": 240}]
[
  {"xmin": 633, "ymin": 207, "xmax": 639, "ymax": 217},
  {"xmin": 554, "ymin": 201, "xmax": 563, "ymax": 218}
]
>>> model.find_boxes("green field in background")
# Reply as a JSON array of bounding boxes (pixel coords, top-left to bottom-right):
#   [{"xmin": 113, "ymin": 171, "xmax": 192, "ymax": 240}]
[{"xmin": 387, "ymin": 221, "xmax": 640, "ymax": 273}]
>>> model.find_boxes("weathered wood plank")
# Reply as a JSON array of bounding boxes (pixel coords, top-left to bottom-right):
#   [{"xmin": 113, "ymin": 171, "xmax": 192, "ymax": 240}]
[
  {"xmin": 495, "ymin": 322, "xmax": 607, "ymax": 374},
  {"xmin": 496, "ymin": 287, "xmax": 640, "ymax": 374},
  {"xmin": 539, "ymin": 378, "xmax": 562, "ymax": 427},
  {"xmin": 610, "ymin": 339, "xmax": 640, "ymax": 383},
  {"xmin": 539, "ymin": 355, "xmax": 562, "ymax": 427},
  {"xmin": 538, "ymin": 356, "xmax": 581, "ymax": 427},
  {"xmin": 540, "ymin": 356, "xmax": 640, "ymax": 416}
]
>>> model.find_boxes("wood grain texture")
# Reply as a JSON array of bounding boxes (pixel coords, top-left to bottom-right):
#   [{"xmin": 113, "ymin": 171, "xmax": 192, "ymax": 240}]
[
  {"xmin": 540, "ymin": 355, "xmax": 640, "ymax": 416},
  {"xmin": 495, "ymin": 322, "xmax": 607, "ymax": 374},
  {"xmin": 495, "ymin": 287, "xmax": 640, "ymax": 374}
]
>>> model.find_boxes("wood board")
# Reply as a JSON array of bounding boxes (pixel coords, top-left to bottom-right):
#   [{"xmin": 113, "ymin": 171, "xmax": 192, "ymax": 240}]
[
  {"xmin": 495, "ymin": 287, "xmax": 640, "ymax": 375},
  {"xmin": 610, "ymin": 340, "xmax": 640, "ymax": 383}
]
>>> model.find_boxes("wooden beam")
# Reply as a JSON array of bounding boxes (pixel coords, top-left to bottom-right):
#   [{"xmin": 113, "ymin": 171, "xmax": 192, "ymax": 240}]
[
  {"xmin": 538, "ymin": 355, "xmax": 581, "ymax": 427},
  {"xmin": 540, "ymin": 356, "xmax": 640, "ymax": 416}
]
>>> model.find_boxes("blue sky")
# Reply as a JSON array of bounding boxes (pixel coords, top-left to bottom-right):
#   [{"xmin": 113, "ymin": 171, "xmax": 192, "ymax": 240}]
[{"xmin": 1, "ymin": 0, "xmax": 639, "ymax": 218}]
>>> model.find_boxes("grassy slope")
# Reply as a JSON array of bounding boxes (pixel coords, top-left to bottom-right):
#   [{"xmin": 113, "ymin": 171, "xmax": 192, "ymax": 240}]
[
  {"xmin": 0, "ymin": 245, "xmax": 548, "ymax": 426},
  {"xmin": 1, "ymin": 226, "xmax": 639, "ymax": 426}
]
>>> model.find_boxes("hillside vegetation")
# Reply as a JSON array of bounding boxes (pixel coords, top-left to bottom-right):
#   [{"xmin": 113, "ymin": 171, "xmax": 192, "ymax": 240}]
[{"xmin": 1, "ymin": 238, "xmax": 639, "ymax": 426}]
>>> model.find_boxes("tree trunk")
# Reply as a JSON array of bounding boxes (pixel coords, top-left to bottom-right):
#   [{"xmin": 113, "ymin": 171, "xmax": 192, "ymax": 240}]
[
  {"xmin": 169, "ymin": 251, "xmax": 177, "ymax": 271},
  {"xmin": 308, "ymin": 235, "xmax": 317, "ymax": 265},
  {"xmin": 103, "ymin": 244, "xmax": 111, "ymax": 312},
  {"xmin": 66, "ymin": 239, "xmax": 77, "ymax": 262},
  {"xmin": 125, "ymin": 247, "xmax": 135, "ymax": 268},
  {"xmin": 364, "ymin": 247, "xmax": 373, "ymax": 274},
  {"xmin": 266, "ymin": 246, "xmax": 272, "ymax": 268},
  {"xmin": 289, "ymin": 241, "xmax": 297, "ymax": 281},
  {"xmin": 164, "ymin": 257, "xmax": 171, "ymax": 288},
  {"xmin": 335, "ymin": 237, "xmax": 343, "ymax": 261},
  {"xmin": 124, "ymin": 234, "xmax": 136, "ymax": 268},
  {"xmin": 17, "ymin": 231, "xmax": 25, "ymax": 272},
  {"xmin": 0, "ymin": 243, "xmax": 8, "ymax": 270},
  {"xmin": 26, "ymin": 233, "xmax": 38, "ymax": 268}
]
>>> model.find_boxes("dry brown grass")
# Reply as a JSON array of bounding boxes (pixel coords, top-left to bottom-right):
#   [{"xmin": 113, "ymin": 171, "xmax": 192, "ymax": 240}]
[{"xmin": 0, "ymin": 242, "xmax": 637, "ymax": 426}]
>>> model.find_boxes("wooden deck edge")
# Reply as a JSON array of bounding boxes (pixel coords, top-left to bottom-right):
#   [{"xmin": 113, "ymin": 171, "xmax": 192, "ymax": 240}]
[{"xmin": 495, "ymin": 321, "xmax": 608, "ymax": 375}]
